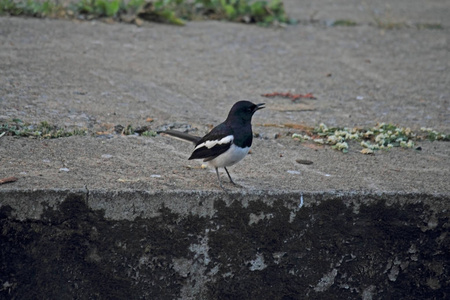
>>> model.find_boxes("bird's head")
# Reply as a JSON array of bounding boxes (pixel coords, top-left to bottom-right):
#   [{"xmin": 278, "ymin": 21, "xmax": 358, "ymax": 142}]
[{"xmin": 226, "ymin": 100, "xmax": 265, "ymax": 123}]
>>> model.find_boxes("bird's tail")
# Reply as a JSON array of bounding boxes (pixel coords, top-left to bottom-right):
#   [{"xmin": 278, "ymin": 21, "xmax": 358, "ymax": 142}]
[{"xmin": 159, "ymin": 130, "xmax": 201, "ymax": 144}]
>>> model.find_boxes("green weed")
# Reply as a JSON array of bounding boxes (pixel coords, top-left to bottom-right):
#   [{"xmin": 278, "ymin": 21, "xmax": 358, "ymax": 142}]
[
  {"xmin": 0, "ymin": 0, "xmax": 57, "ymax": 16},
  {"xmin": 126, "ymin": 0, "xmax": 146, "ymax": 14},
  {"xmin": 74, "ymin": 0, "xmax": 121, "ymax": 17},
  {"xmin": 332, "ymin": 19, "xmax": 357, "ymax": 27},
  {"xmin": 122, "ymin": 124, "xmax": 135, "ymax": 135},
  {"xmin": 292, "ymin": 123, "xmax": 448, "ymax": 154},
  {"xmin": 141, "ymin": 130, "xmax": 157, "ymax": 137},
  {"xmin": 0, "ymin": 120, "xmax": 87, "ymax": 139},
  {"xmin": 415, "ymin": 23, "xmax": 443, "ymax": 30},
  {"xmin": 0, "ymin": 0, "xmax": 290, "ymax": 26},
  {"xmin": 116, "ymin": 125, "xmax": 157, "ymax": 137}
]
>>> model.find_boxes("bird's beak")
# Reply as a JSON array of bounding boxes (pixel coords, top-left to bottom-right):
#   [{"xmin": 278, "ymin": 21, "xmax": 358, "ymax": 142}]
[{"xmin": 255, "ymin": 103, "xmax": 265, "ymax": 111}]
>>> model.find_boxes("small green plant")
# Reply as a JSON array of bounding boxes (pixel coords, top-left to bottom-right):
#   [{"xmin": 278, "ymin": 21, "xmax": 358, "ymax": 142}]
[
  {"xmin": 415, "ymin": 23, "xmax": 443, "ymax": 30},
  {"xmin": 142, "ymin": 130, "xmax": 157, "ymax": 137},
  {"xmin": 115, "ymin": 124, "xmax": 157, "ymax": 137},
  {"xmin": 332, "ymin": 19, "xmax": 357, "ymax": 27},
  {"xmin": 126, "ymin": 0, "xmax": 145, "ymax": 13},
  {"xmin": 420, "ymin": 127, "xmax": 448, "ymax": 141},
  {"xmin": 1, "ymin": 0, "xmax": 290, "ymax": 26},
  {"xmin": 137, "ymin": 0, "xmax": 186, "ymax": 25},
  {"xmin": 215, "ymin": 0, "xmax": 288, "ymax": 24},
  {"xmin": 0, "ymin": 0, "xmax": 15, "ymax": 14},
  {"xmin": 0, "ymin": 0, "xmax": 57, "ymax": 16},
  {"xmin": 292, "ymin": 122, "xmax": 448, "ymax": 154},
  {"xmin": 122, "ymin": 124, "xmax": 135, "ymax": 135},
  {"xmin": 0, "ymin": 119, "xmax": 87, "ymax": 139},
  {"xmin": 74, "ymin": 0, "xmax": 121, "ymax": 17}
]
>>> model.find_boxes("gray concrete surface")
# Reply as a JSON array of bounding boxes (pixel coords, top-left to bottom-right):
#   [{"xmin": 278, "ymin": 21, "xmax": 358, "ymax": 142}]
[
  {"xmin": 0, "ymin": 0, "xmax": 449, "ymax": 298},
  {"xmin": 1, "ymin": 10, "xmax": 449, "ymax": 192}
]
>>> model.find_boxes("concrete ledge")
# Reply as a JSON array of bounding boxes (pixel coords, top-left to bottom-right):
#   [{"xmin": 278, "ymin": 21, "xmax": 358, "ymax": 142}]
[
  {"xmin": 1, "ymin": 190, "xmax": 448, "ymax": 299},
  {"xmin": 1, "ymin": 1, "xmax": 449, "ymax": 298}
]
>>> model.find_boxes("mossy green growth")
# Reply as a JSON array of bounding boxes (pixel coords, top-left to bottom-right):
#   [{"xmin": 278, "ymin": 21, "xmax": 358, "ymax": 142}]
[
  {"xmin": 141, "ymin": 130, "xmax": 157, "ymax": 137},
  {"xmin": 0, "ymin": 0, "xmax": 290, "ymax": 26},
  {"xmin": 293, "ymin": 122, "xmax": 448, "ymax": 154},
  {"xmin": 0, "ymin": 0, "xmax": 57, "ymax": 16},
  {"xmin": 74, "ymin": 0, "xmax": 122, "ymax": 17},
  {"xmin": 420, "ymin": 127, "xmax": 448, "ymax": 141},
  {"xmin": 215, "ymin": 0, "xmax": 289, "ymax": 24},
  {"xmin": 122, "ymin": 124, "xmax": 135, "ymax": 135},
  {"xmin": 0, "ymin": 120, "xmax": 87, "ymax": 139},
  {"xmin": 332, "ymin": 19, "xmax": 357, "ymax": 27},
  {"xmin": 415, "ymin": 23, "xmax": 443, "ymax": 30}
]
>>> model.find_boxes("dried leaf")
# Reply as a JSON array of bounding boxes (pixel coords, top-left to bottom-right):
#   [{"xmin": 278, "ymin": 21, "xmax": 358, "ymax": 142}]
[
  {"xmin": 0, "ymin": 176, "xmax": 18, "ymax": 184},
  {"xmin": 283, "ymin": 124, "xmax": 314, "ymax": 131},
  {"xmin": 361, "ymin": 148, "xmax": 374, "ymax": 155},
  {"xmin": 303, "ymin": 143, "xmax": 324, "ymax": 150}
]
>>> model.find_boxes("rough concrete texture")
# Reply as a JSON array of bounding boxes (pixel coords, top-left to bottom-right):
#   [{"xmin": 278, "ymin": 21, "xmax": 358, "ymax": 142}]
[
  {"xmin": 0, "ymin": 0, "xmax": 449, "ymax": 298},
  {"xmin": 1, "ymin": 190, "xmax": 448, "ymax": 299}
]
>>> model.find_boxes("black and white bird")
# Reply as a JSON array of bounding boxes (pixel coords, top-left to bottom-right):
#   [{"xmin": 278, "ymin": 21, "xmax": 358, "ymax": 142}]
[{"xmin": 162, "ymin": 100, "xmax": 265, "ymax": 189}]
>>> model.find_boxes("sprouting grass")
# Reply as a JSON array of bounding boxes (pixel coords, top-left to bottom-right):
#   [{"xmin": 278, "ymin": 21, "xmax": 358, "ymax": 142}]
[
  {"xmin": 414, "ymin": 23, "xmax": 443, "ymax": 30},
  {"xmin": 141, "ymin": 130, "xmax": 157, "ymax": 137},
  {"xmin": 110, "ymin": 124, "xmax": 157, "ymax": 137},
  {"xmin": 0, "ymin": 0, "xmax": 291, "ymax": 26},
  {"xmin": 362, "ymin": 1, "xmax": 443, "ymax": 31},
  {"xmin": 0, "ymin": 119, "xmax": 161, "ymax": 139},
  {"xmin": 332, "ymin": 19, "xmax": 357, "ymax": 27},
  {"xmin": 292, "ymin": 123, "xmax": 448, "ymax": 154},
  {"xmin": 73, "ymin": 0, "xmax": 122, "ymax": 17},
  {"xmin": 0, "ymin": 0, "xmax": 60, "ymax": 17},
  {"xmin": 0, "ymin": 119, "xmax": 87, "ymax": 139}
]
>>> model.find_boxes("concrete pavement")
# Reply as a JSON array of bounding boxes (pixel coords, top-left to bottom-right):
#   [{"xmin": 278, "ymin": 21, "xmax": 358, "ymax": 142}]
[{"xmin": 0, "ymin": 0, "xmax": 449, "ymax": 298}]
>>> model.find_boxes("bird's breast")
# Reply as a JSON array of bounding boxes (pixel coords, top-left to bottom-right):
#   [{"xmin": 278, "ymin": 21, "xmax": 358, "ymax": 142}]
[{"xmin": 206, "ymin": 144, "xmax": 250, "ymax": 168}]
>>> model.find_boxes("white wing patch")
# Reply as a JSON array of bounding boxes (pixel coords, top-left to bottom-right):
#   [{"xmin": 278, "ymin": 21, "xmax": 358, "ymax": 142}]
[{"xmin": 194, "ymin": 135, "xmax": 234, "ymax": 151}]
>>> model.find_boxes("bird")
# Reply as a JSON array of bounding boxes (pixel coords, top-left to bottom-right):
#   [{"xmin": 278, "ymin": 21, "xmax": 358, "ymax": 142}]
[{"xmin": 161, "ymin": 100, "xmax": 265, "ymax": 189}]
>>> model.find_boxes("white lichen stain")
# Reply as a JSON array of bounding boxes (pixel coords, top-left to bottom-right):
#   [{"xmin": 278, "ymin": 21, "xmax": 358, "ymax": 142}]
[
  {"xmin": 248, "ymin": 212, "xmax": 273, "ymax": 225},
  {"xmin": 189, "ymin": 234, "xmax": 211, "ymax": 265},
  {"xmin": 272, "ymin": 252, "xmax": 286, "ymax": 265},
  {"xmin": 388, "ymin": 265, "xmax": 399, "ymax": 281},
  {"xmin": 208, "ymin": 265, "xmax": 219, "ymax": 276},
  {"xmin": 172, "ymin": 258, "xmax": 193, "ymax": 278},
  {"xmin": 222, "ymin": 271, "xmax": 234, "ymax": 278},
  {"xmin": 289, "ymin": 211, "xmax": 296, "ymax": 223},
  {"xmin": 139, "ymin": 255, "xmax": 149, "ymax": 266},
  {"xmin": 352, "ymin": 201, "xmax": 361, "ymax": 214},
  {"xmin": 248, "ymin": 253, "xmax": 267, "ymax": 271},
  {"xmin": 386, "ymin": 257, "xmax": 402, "ymax": 282},
  {"xmin": 85, "ymin": 246, "xmax": 102, "ymax": 263},
  {"xmin": 427, "ymin": 215, "xmax": 438, "ymax": 230},
  {"xmin": 175, "ymin": 230, "xmax": 213, "ymax": 299},
  {"xmin": 408, "ymin": 244, "xmax": 419, "ymax": 261},
  {"xmin": 314, "ymin": 268, "xmax": 338, "ymax": 292},
  {"xmin": 362, "ymin": 285, "xmax": 376, "ymax": 300},
  {"xmin": 426, "ymin": 277, "xmax": 441, "ymax": 290}
]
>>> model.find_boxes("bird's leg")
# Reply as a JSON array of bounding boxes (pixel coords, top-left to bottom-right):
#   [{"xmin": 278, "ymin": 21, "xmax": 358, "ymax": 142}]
[
  {"xmin": 224, "ymin": 167, "xmax": 236, "ymax": 185},
  {"xmin": 215, "ymin": 168, "xmax": 226, "ymax": 190}
]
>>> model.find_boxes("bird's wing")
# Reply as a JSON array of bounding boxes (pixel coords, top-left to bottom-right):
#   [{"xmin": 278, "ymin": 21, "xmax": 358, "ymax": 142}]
[{"xmin": 188, "ymin": 123, "xmax": 233, "ymax": 161}]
